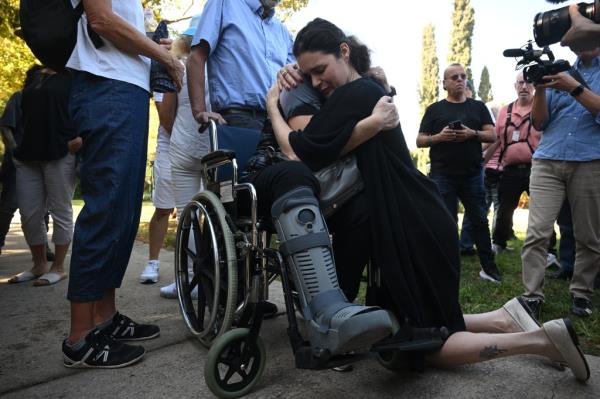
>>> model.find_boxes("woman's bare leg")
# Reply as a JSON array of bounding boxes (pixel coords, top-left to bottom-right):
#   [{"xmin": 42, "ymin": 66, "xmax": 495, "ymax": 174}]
[{"xmin": 427, "ymin": 329, "xmax": 562, "ymax": 367}]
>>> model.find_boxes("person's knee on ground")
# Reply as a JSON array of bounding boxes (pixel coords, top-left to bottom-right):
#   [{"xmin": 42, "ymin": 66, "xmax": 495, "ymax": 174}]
[{"xmin": 271, "ymin": 186, "xmax": 393, "ymax": 356}]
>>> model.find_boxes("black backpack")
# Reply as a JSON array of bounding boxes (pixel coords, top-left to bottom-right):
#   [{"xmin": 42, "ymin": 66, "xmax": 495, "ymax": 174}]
[{"xmin": 19, "ymin": 0, "xmax": 102, "ymax": 71}]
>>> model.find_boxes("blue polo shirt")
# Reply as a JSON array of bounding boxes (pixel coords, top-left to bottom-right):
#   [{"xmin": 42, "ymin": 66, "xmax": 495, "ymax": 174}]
[
  {"xmin": 192, "ymin": 0, "xmax": 294, "ymax": 112},
  {"xmin": 534, "ymin": 56, "xmax": 600, "ymax": 162}
]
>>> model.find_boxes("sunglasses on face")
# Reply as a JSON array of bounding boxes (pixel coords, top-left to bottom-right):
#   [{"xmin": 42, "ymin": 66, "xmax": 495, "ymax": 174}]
[{"xmin": 446, "ymin": 74, "xmax": 467, "ymax": 81}]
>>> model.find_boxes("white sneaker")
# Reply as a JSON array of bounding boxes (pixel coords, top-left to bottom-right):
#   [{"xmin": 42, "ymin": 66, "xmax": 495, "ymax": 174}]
[
  {"xmin": 160, "ymin": 282, "xmax": 198, "ymax": 299},
  {"xmin": 546, "ymin": 253, "xmax": 560, "ymax": 269},
  {"xmin": 140, "ymin": 261, "xmax": 159, "ymax": 284}
]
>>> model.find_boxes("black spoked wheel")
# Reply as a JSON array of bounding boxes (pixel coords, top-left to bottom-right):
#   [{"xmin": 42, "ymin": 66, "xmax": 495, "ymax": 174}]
[
  {"xmin": 376, "ymin": 350, "xmax": 406, "ymax": 371},
  {"xmin": 175, "ymin": 190, "xmax": 237, "ymax": 347},
  {"xmin": 204, "ymin": 328, "xmax": 266, "ymax": 399}
]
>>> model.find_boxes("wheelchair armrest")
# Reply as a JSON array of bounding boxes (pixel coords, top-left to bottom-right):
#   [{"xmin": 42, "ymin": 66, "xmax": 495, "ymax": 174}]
[{"xmin": 201, "ymin": 149, "xmax": 236, "ymax": 168}]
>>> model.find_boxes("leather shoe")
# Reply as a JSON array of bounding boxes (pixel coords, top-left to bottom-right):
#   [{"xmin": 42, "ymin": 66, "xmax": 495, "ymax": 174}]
[{"xmin": 543, "ymin": 318, "xmax": 590, "ymax": 381}]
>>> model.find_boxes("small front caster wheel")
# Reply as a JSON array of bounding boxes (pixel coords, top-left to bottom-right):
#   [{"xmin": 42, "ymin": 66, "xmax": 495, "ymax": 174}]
[{"xmin": 204, "ymin": 328, "xmax": 266, "ymax": 398}]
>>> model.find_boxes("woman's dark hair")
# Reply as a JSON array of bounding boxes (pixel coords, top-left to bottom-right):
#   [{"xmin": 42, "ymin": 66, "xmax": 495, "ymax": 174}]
[{"xmin": 293, "ymin": 18, "xmax": 371, "ymax": 74}]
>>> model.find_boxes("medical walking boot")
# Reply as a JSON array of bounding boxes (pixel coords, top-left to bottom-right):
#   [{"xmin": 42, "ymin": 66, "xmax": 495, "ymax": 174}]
[{"xmin": 272, "ymin": 187, "xmax": 393, "ymax": 357}]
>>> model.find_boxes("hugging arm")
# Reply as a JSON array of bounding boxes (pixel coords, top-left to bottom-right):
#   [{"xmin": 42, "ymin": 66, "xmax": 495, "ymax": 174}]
[{"xmin": 266, "ymin": 83, "xmax": 399, "ymax": 166}]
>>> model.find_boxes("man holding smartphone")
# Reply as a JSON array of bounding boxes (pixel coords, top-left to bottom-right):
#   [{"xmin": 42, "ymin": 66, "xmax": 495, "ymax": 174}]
[{"xmin": 417, "ymin": 63, "xmax": 500, "ymax": 282}]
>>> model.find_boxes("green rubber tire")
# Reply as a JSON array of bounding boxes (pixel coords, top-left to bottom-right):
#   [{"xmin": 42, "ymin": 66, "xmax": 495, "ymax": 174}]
[{"xmin": 204, "ymin": 328, "xmax": 266, "ymax": 398}]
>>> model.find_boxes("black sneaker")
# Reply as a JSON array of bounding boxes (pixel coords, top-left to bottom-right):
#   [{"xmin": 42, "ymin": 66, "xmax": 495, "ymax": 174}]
[
  {"xmin": 100, "ymin": 312, "xmax": 160, "ymax": 341},
  {"xmin": 571, "ymin": 296, "xmax": 593, "ymax": 317},
  {"xmin": 520, "ymin": 296, "xmax": 542, "ymax": 320},
  {"xmin": 63, "ymin": 329, "xmax": 145, "ymax": 369},
  {"xmin": 479, "ymin": 262, "xmax": 502, "ymax": 283}
]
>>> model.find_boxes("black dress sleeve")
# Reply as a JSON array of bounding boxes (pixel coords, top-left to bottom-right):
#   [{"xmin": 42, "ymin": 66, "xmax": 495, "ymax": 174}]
[
  {"xmin": 289, "ymin": 78, "xmax": 386, "ymax": 171},
  {"xmin": 0, "ymin": 91, "xmax": 22, "ymax": 131}
]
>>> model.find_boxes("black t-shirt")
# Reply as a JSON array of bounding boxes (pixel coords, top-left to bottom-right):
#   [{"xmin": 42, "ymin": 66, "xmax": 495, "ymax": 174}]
[
  {"xmin": 419, "ymin": 98, "xmax": 494, "ymax": 175},
  {"xmin": 15, "ymin": 72, "xmax": 74, "ymax": 162}
]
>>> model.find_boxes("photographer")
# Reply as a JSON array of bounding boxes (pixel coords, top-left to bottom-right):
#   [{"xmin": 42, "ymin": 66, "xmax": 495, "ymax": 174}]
[
  {"xmin": 521, "ymin": 47, "xmax": 600, "ymax": 318},
  {"xmin": 417, "ymin": 63, "xmax": 501, "ymax": 283}
]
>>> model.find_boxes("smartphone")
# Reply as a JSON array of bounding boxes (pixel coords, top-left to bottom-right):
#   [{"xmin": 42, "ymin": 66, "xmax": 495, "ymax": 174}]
[{"xmin": 449, "ymin": 120, "xmax": 463, "ymax": 130}]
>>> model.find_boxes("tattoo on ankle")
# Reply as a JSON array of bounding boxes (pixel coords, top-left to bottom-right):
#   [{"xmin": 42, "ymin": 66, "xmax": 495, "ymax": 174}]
[{"xmin": 480, "ymin": 345, "xmax": 508, "ymax": 360}]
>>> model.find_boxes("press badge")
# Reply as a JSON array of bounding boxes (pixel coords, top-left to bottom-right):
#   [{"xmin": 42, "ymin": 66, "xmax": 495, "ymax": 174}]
[{"xmin": 512, "ymin": 130, "xmax": 520, "ymax": 142}]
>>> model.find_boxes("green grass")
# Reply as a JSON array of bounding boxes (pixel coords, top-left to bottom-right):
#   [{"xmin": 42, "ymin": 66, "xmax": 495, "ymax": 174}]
[
  {"xmin": 458, "ymin": 232, "xmax": 600, "ymax": 356},
  {"xmin": 134, "ymin": 209, "xmax": 600, "ymax": 355}
]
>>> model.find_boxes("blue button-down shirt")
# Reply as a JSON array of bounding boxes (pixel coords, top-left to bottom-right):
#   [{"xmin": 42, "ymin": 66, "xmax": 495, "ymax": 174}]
[
  {"xmin": 192, "ymin": 0, "xmax": 294, "ymax": 112},
  {"xmin": 534, "ymin": 56, "xmax": 600, "ymax": 161}
]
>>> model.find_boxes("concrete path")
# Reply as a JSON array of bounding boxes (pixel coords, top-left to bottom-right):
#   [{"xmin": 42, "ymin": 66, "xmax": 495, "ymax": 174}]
[{"xmin": 1, "ymin": 220, "xmax": 599, "ymax": 399}]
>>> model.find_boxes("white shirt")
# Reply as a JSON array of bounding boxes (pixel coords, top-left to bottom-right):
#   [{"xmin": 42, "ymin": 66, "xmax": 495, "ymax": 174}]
[
  {"xmin": 67, "ymin": 0, "xmax": 151, "ymax": 91},
  {"xmin": 170, "ymin": 67, "xmax": 211, "ymax": 159}
]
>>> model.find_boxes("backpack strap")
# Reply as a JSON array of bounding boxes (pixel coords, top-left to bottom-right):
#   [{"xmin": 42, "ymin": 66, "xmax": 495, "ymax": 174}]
[{"xmin": 497, "ymin": 102, "xmax": 514, "ymax": 168}]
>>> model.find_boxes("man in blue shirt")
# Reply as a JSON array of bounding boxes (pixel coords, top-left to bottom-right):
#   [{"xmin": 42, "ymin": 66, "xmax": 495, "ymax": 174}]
[
  {"xmin": 187, "ymin": 0, "xmax": 294, "ymax": 131},
  {"xmin": 521, "ymin": 47, "xmax": 600, "ymax": 319}
]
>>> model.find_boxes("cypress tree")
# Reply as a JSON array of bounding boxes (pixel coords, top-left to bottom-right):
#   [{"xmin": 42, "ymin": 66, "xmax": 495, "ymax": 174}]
[
  {"xmin": 447, "ymin": 0, "xmax": 475, "ymax": 80},
  {"xmin": 478, "ymin": 65, "xmax": 494, "ymax": 103},
  {"xmin": 414, "ymin": 23, "xmax": 440, "ymax": 173}
]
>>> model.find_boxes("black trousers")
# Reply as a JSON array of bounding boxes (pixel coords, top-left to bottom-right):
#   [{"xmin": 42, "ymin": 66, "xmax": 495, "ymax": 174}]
[
  {"xmin": 247, "ymin": 161, "xmax": 371, "ymax": 301},
  {"xmin": 492, "ymin": 165, "xmax": 530, "ymax": 247}
]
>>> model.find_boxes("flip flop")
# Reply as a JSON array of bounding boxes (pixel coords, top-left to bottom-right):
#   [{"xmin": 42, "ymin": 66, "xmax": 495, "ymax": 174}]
[
  {"xmin": 33, "ymin": 272, "xmax": 67, "ymax": 286},
  {"xmin": 8, "ymin": 270, "xmax": 42, "ymax": 284}
]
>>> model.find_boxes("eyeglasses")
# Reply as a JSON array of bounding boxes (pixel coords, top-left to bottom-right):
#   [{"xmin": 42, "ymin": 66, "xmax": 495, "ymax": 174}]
[
  {"xmin": 516, "ymin": 80, "xmax": 531, "ymax": 86},
  {"xmin": 446, "ymin": 73, "xmax": 467, "ymax": 81}
]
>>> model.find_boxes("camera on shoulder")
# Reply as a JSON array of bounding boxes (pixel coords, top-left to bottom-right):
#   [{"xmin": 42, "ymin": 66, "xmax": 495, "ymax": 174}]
[{"xmin": 503, "ymin": 41, "xmax": 571, "ymax": 84}]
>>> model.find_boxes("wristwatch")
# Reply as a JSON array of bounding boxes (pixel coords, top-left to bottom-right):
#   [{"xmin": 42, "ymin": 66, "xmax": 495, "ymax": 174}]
[
  {"xmin": 474, "ymin": 129, "xmax": 480, "ymax": 140},
  {"xmin": 570, "ymin": 84, "xmax": 585, "ymax": 97}
]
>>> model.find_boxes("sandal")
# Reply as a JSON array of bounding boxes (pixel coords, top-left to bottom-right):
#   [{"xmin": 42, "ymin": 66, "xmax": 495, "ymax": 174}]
[{"xmin": 33, "ymin": 272, "xmax": 67, "ymax": 286}]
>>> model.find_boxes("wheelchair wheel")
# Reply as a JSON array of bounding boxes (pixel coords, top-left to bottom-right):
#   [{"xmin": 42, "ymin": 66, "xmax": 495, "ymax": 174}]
[
  {"xmin": 376, "ymin": 350, "xmax": 406, "ymax": 371},
  {"xmin": 204, "ymin": 328, "xmax": 266, "ymax": 399},
  {"xmin": 175, "ymin": 190, "xmax": 237, "ymax": 347}
]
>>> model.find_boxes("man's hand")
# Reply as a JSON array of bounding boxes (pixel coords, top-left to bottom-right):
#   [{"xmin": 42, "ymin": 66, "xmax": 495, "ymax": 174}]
[
  {"xmin": 193, "ymin": 111, "xmax": 227, "ymax": 126},
  {"xmin": 276, "ymin": 63, "xmax": 304, "ymax": 91},
  {"xmin": 164, "ymin": 54, "xmax": 185, "ymax": 91},
  {"xmin": 267, "ymin": 83, "xmax": 281, "ymax": 109},
  {"xmin": 371, "ymin": 96, "xmax": 399, "ymax": 130},
  {"xmin": 159, "ymin": 38, "xmax": 173, "ymax": 51},
  {"xmin": 537, "ymin": 72, "xmax": 580, "ymax": 92},
  {"xmin": 435, "ymin": 127, "xmax": 457, "ymax": 143},
  {"xmin": 67, "ymin": 137, "xmax": 83, "ymax": 154},
  {"xmin": 561, "ymin": 4, "xmax": 600, "ymax": 52}
]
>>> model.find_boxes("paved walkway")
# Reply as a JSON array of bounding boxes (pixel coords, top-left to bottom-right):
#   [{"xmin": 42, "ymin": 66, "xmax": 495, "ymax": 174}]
[{"xmin": 1, "ymin": 219, "xmax": 599, "ymax": 398}]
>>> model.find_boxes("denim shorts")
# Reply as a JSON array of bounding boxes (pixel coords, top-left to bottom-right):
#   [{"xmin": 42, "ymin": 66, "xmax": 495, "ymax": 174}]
[{"xmin": 67, "ymin": 71, "xmax": 149, "ymax": 302}]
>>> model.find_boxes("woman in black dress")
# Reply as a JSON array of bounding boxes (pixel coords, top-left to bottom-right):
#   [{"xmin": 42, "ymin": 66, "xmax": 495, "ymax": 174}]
[{"xmin": 263, "ymin": 18, "xmax": 589, "ymax": 380}]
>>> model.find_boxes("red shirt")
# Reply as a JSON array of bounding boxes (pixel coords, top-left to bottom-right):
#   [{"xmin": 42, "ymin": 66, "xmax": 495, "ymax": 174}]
[{"xmin": 495, "ymin": 101, "xmax": 542, "ymax": 167}]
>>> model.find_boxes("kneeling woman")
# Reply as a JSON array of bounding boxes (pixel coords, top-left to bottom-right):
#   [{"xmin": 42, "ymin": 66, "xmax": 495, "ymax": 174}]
[{"xmin": 255, "ymin": 18, "xmax": 588, "ymax": 380}]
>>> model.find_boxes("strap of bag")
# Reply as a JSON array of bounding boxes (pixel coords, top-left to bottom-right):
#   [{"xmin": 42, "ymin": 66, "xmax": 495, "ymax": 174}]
[{"xmin": 497, "ymin": 102, "xmax": 535, "ymax": 167}]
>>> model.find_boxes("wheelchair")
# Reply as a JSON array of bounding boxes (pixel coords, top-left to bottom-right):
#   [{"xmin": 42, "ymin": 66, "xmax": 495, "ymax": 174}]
[{"xmin": 173, "ymin": 121, "xmax": 445, "ymax": 398}]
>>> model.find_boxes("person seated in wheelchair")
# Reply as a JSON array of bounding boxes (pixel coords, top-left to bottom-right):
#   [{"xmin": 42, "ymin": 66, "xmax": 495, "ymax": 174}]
[{"xmin": 241, "ymin": 18, "xmax": 590, "ymax": 380}]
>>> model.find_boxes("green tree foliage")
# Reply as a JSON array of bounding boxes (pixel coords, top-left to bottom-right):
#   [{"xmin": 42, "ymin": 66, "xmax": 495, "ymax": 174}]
[
  {"xmin": 0, "ymin": 0, "xmax": 36, "ymax": 109},
  {"xmin": 413, "ymin": 23, "xmax": 440, "ymax": 173},
  {"xmin": 477, "ymin": 65, "xmax": 493, "ymax": 103},
  {"xmin": 447, "ymin": 0, "xmax": 475, "ymax": 80}
]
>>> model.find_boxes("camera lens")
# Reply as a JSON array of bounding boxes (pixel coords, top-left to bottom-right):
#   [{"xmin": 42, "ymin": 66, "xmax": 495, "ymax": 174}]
[{"xmin": 534, "ymin": 2, "xmax": 598, "ymax": 47}]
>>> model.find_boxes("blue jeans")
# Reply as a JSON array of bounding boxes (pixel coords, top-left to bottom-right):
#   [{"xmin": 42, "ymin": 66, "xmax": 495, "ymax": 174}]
[
  {"xmin": 430, "ymin": 169, "xmax": 495, "ymax": 267},
  {"xmin": 460, "ymin": 168, "xmax": 501, "ymax": 251},
  {"xmin": 67, "ymin": 71, "xmax": 149, "ymax": 302}
]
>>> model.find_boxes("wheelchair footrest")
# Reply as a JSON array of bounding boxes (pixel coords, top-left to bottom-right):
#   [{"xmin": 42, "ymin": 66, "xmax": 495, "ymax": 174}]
[{"xmin": 294, "ymin": 345, "xmax": 368, "ymax": 370}]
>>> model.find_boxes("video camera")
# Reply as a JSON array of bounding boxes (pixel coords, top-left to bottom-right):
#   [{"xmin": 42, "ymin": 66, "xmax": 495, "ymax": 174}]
[
  {"xmin": 503, "ymin": 41, "xmax": 571, "ymax": 84},
  {"xmin": 534, "ymin": 0, "xmax": 600, "ymax": 46}
]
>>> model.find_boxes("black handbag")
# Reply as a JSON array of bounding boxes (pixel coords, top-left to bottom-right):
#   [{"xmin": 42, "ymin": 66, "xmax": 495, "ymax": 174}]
[{"xmin": 314, "ymin": 155, "xmax": 364, "ymax": 217}]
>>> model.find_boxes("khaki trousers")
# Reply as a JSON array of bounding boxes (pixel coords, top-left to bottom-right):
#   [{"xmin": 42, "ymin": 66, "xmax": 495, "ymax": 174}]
[{"xmin": 522, "ymin": 159, "xmax": 600, "ymax": 301}]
